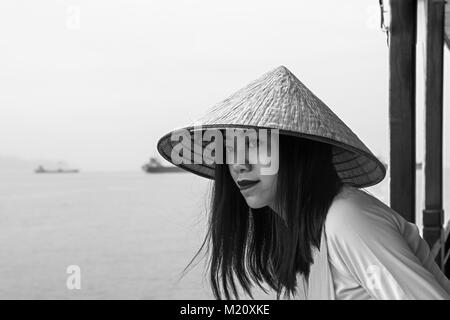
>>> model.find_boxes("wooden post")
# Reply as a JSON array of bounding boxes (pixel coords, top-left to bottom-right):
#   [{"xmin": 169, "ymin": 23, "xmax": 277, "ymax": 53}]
[
  {"xmin": 389, "ymin": 0, "xmax": 417, "ymax": 223},
  {"xmin": 423, "ymin": 0, "xmax": 445, "ymax": 269}
]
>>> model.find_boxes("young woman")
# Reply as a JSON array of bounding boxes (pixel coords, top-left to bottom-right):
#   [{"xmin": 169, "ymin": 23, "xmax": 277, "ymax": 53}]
[{"xmin": 157, "ymin": 66, "xmax": 450, "ymax": 300}]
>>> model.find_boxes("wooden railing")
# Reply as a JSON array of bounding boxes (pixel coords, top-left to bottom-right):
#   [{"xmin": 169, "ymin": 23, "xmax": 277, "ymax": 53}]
[{"xmin": 430, "ymin": 221, "xmax": 450, "ymax": 277}]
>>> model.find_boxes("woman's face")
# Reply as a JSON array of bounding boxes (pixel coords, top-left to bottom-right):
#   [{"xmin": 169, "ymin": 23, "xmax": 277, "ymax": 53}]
[{"xmin": 226, "ymin": 129, "xmax": 278, "ymax": 209}]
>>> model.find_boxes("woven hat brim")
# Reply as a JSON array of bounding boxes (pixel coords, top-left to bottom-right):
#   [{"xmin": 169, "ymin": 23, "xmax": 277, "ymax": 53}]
[{"xmin": 157, "ymin": 124, "xmax": 386, "ymax": 188}]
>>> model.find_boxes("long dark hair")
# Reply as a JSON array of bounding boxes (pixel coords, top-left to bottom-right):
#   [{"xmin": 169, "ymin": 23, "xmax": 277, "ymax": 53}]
[{"xmin": 184, "ymin": 133, "xmax": 344, "ymax": 300}]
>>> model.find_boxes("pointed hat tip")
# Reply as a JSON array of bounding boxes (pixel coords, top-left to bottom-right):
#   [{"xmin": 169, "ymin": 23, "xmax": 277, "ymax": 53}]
[{"xmin": 274, "ymin": 65, "xmax": 292, "ymax": 74}]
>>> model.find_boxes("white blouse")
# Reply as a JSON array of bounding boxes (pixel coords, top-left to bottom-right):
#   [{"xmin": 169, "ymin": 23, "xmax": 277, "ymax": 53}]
[{"xmin": 320, "ymin": 185, "xmax": 450, "ymax": 300}]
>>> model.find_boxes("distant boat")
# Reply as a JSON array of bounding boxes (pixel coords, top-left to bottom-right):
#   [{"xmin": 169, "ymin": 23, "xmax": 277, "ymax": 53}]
[
  {"xmin": 35, "ymin": 165, "xmax": 79, "ymax": 174},
  {"xmin": 142, "ymin": 157, "xmax": 185, "ymax": 173}
]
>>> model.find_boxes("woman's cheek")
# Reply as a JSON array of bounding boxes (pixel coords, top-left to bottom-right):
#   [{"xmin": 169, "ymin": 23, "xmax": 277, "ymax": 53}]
[{"xmin": 248, "ymin": 147, "xmax": 259, "ymax": 165}]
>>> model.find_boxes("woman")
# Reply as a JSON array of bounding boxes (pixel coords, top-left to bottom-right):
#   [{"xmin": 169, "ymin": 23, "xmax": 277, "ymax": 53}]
[{"xmin": 157, "ymin": 66, "xmax": 450, "ymax": 300}]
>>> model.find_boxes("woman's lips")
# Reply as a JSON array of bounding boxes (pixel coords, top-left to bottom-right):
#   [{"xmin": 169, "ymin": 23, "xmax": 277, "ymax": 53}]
[{"xmin": 237, "ymin": 180, "xmax": 260, "ymax": 190}]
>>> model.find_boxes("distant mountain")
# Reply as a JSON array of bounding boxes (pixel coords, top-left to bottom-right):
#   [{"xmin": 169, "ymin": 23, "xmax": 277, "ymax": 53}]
[{"xmin": 0, "ymin": 155, "xmax": 70, "ymax": 173}]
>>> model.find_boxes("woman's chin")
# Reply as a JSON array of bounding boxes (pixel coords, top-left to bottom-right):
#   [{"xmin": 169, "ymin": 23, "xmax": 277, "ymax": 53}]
[{"xmin": 245, "ymin": 198, "xmax": 267, "ymax": 209}]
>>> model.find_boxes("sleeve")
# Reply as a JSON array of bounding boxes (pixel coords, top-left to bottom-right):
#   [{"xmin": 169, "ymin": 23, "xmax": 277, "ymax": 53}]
[{"xmin": 325, "ymin": 198, "xmax": 450, "ymax": 300}]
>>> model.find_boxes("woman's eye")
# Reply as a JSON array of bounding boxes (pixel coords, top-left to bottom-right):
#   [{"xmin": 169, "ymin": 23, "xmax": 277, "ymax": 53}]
[{"xmin": 248, "ymin": 140, "xmax": 258, "ymax": 148}]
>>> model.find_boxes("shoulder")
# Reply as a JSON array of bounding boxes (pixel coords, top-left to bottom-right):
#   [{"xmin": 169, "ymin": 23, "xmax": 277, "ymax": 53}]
[
  {"xmin": 324, "ymin": 186, "xmax": 368, "ymax": 235},
  {"xmin": 324, "ymin": 186, "xmax": 397, "ymax": 242}
]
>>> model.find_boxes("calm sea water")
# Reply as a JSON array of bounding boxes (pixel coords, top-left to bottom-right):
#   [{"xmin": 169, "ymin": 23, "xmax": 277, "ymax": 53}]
[{"xmin": 0, "ymin": 170, "xmax": 448, "ymax": 299}]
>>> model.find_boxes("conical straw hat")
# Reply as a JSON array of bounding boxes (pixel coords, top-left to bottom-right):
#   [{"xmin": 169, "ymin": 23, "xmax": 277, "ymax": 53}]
[{"xmin": 157, "ymin": 65, "xmax": 386, "ymax": 188}]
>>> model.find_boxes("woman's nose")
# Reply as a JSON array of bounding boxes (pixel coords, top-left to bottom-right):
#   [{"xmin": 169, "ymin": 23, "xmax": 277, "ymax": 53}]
[{"xmin": 230, "ymin": 162, "xmax": 252, "ymax": 174}]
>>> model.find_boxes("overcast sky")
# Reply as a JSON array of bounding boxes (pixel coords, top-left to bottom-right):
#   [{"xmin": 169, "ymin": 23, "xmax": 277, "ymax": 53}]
[{"xmin": 0, "ymin": 0, "xmax": 449, "ymax": 171}]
